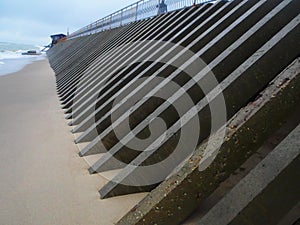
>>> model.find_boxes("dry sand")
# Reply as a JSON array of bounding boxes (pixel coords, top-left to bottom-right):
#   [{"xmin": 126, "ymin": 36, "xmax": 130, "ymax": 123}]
[{"xmin": 0, "ymin": 60, "xmax": 145, "ymax": 225}]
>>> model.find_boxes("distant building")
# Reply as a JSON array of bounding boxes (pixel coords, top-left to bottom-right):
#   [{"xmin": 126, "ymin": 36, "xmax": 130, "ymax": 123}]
[{"xmin": 50, "ymin": 34, "xmax": 67, "ymax": 47}]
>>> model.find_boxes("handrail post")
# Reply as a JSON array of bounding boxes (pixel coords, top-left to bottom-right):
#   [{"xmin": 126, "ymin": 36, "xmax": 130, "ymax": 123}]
[
  {"xmin": 109, "ymin": 14, "xmax": 113, "ymax": 29},
  {"xmin": 120, "ymin": 10, "xmax": 123, "ymax": 26},
  {"xmin": 135, "ymin": 2, "xmax": 139, "ymax": 21},
  {"xmin": 157, "ymin": 0, "xmax": 162, "ymax": 15}
]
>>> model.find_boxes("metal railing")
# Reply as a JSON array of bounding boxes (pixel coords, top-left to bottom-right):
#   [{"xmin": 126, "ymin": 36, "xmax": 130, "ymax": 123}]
[{"xmin": 68, "ymin": 0, "xmax": 215, "ymax": 39}]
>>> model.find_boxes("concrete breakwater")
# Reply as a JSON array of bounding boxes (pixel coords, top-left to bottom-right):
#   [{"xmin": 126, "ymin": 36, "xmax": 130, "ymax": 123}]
[{"xmin": 47, "ymin": 0, "xmax": 300, "ymax": 224}]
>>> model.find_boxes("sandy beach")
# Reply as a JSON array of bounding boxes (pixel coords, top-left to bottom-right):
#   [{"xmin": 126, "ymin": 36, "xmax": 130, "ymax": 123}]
[{"xmin": 0, "ymin": 60, "xmax": 145, "ymax": 225}]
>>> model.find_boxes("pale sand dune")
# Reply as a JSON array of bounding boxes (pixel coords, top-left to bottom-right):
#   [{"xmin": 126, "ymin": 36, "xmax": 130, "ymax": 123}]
[{"xmin": 0, "ymin": 60, "xmax": 146, "ymax": 225}]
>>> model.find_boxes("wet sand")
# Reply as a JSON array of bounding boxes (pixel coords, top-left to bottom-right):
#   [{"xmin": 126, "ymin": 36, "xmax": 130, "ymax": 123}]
[{"xmin": 0, "ymin": 60, "xmax": 145, "ymax": 225}]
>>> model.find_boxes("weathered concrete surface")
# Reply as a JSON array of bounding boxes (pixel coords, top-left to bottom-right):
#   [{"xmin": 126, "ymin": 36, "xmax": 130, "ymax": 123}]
[
  {"xmin": 46, "ymin": 0, "xmax": 300, "ymax": 223},
  {"xmin": 74, "ymin": 1, "xmax": 239, "ymax": 141},
  {"xmin": 91, "ymin": 2, "xmax": 300, "ymax": 198},
  {"xmin": 184, "ymin": 115, "xmax": 300, "ymax": 225},
  {"xmin": 228, "ymin": 154, "xmax": 300, "ymax": 225},
  {"xmin": 183, "ymin": 107, "xmax": 300, "ymax": 224},
  {"xmin": 117, "ymin": 58, "xmax": 300, "ymax": 224}
]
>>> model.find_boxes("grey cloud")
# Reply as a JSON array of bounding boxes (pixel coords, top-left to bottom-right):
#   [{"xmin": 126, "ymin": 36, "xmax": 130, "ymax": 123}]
[{"xmin": 0, "ymin": 0, "xmax": 135, "ymax": 45}]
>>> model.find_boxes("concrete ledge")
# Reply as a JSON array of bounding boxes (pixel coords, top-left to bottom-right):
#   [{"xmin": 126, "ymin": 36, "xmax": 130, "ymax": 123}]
[{"xmin": 117, "ymin": 58, "xmax": 300, "ymax": 225}]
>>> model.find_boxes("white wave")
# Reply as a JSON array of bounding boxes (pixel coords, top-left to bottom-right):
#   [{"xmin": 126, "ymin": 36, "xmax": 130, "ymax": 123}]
[
  {"xmin": 0, "ymin": 50, "xmax": 44, "ymax": 60},
  {"xmin": 0, "ymin": 51, "xmax": 23, "ymax": 60},
  {"xmin": 0, "ymin": 56, "xmax": 46, "ymax": 76},
  {"xmin": 0, "ymin": 42, "xmax": 42, "ymax": 60}
]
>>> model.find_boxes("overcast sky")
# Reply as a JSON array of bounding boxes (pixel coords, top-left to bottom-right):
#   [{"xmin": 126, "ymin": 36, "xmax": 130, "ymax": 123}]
[{"xmin": 0, "ymin": 0, "xmax": 135, "ymax": 46}]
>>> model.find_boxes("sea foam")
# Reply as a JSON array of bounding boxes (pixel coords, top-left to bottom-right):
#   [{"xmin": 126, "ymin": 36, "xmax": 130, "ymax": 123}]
[{"xmin": 0, "ymin": 42, "xmax": 45, "ymax": 76}]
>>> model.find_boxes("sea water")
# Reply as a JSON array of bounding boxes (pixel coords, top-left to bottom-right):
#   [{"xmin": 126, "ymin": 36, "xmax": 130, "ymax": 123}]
[{"xmin": 0, "ymin": 42, "xmax": 46, "ymax": 76}]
